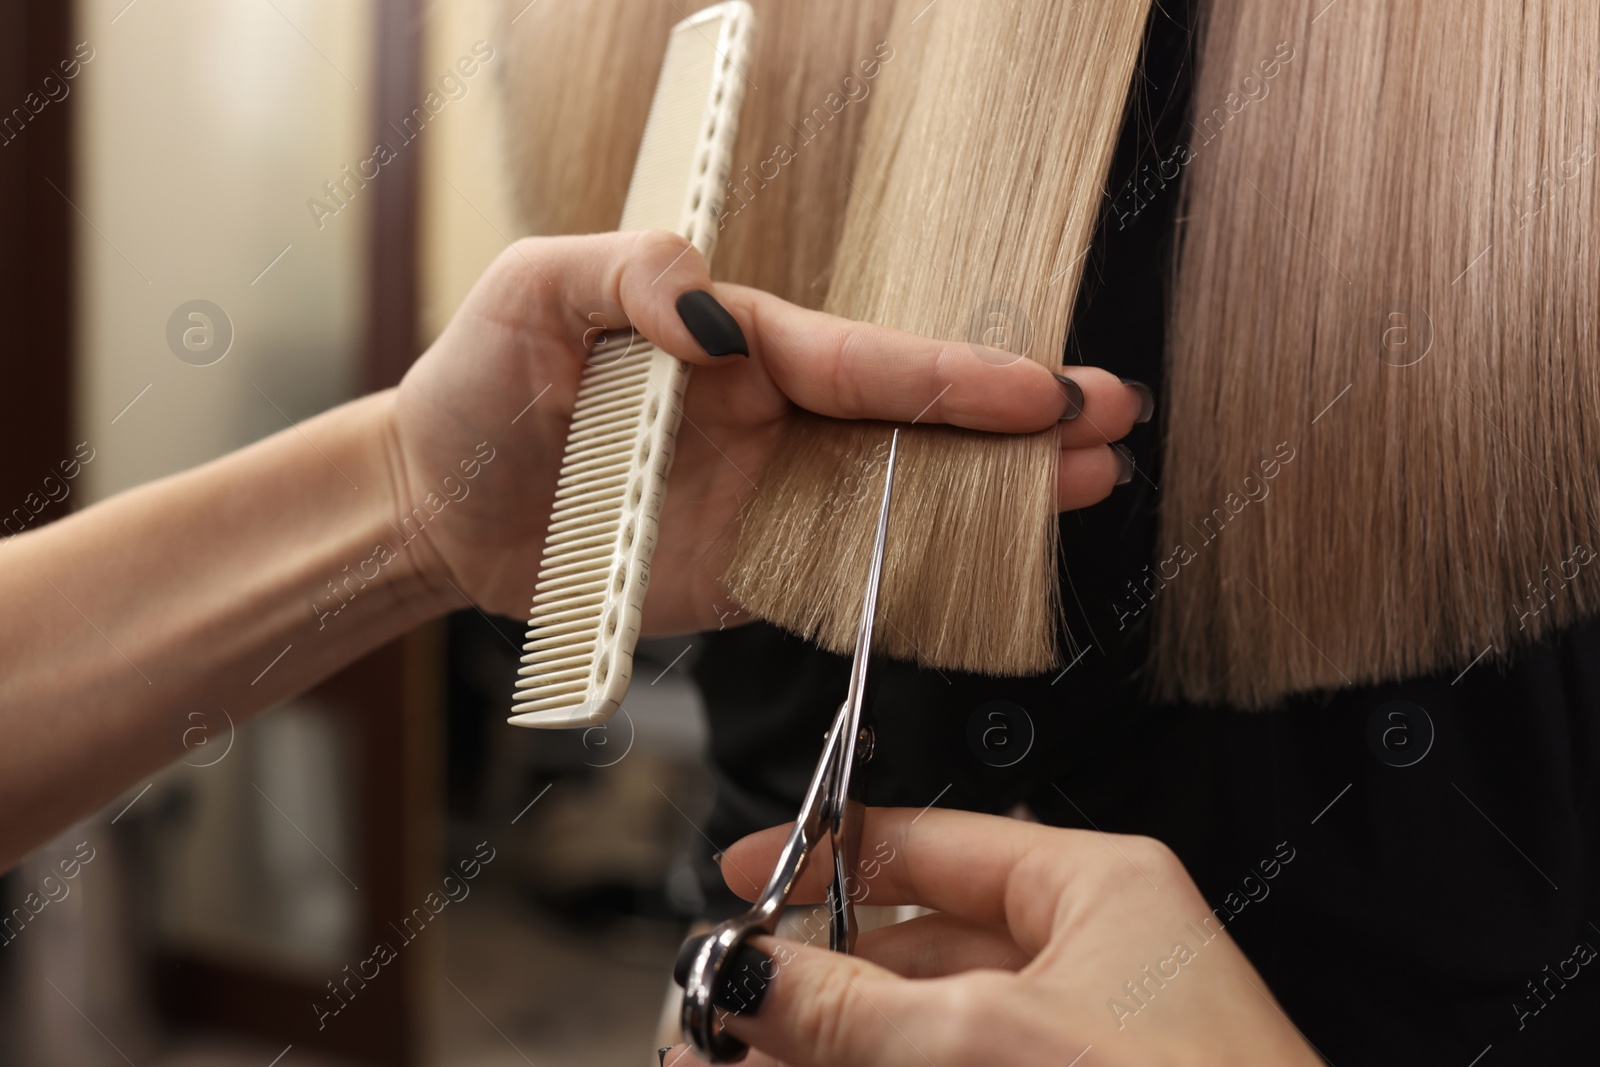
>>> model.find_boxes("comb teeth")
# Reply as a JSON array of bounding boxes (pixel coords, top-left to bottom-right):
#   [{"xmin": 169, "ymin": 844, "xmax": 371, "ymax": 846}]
[
  {"xmin": 510, "ymin": 347, "xmax": 675, "ymax": 725},
  {"xmin": 509, "ymin": 2, "xmax": 753, "ymax": 730}
]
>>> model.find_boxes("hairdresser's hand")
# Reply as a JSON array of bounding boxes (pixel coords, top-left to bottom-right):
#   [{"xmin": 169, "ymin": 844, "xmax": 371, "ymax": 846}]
[
  {"xmin": 666, "ymin": 808, "xmax": 1318, "ymax": 1067},
  {"xmin": 391, "ymin": 231, "xmax": 1148, "ymax": 630}
]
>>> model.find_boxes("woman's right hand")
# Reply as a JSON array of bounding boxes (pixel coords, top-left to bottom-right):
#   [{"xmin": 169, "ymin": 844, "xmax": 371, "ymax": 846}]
[{"xmin": 669, "ymin": 807, "xmax": 1320, "ymax": 1067}]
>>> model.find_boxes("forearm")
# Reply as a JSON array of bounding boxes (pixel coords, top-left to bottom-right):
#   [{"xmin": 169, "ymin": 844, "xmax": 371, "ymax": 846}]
[{"xmin": 0, "ymin": 389, "xmax": 453, "ymax": 868}]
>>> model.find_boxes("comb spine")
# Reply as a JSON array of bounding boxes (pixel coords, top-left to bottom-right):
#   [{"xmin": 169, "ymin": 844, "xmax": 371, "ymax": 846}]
[{"xmin": 511, "ymin": 2, "xmax": 754, "ymax": 729}]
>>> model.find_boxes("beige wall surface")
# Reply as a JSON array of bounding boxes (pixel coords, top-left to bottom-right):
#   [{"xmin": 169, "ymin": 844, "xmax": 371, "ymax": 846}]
[
  {"xmin": 418, "ymin": 0, "xmax": 521, "ymax": 346},
  {"xmin": 75, "ymin": 0, "xmax": 373, "ymax": 503}
]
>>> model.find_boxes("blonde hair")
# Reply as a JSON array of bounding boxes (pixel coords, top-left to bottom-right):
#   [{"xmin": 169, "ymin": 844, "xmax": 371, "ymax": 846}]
[
  {"xmin": 502, "ymin": 0, "xmax": 1600, "ymax": 703},
  {"xmin": 500, "ymin": 0, "xmax": 894, "ymax": 308},
  {"xmin": 1153, "ymin": 0, "xmax": 1600, "ymax": 707},
  {"xmin": 498, "ymin": 1, "xmax": 678, "ymax": 238},
  {"xmin": 721, "ymin": 0, "xmax": 1152, "ymax": 674},
  {"xmin": 505, "ymin": 0, "xmax": 1153, "ymax": 676}
]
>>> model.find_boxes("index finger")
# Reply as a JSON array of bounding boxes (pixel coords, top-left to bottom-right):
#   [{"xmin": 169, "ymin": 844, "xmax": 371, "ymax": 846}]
[
  {"xmin": 488, "ymin": 231, "xmax": 1136, "ymax": 434},
  {"xmin": 721, "ymin": 807, "xmax": 1101, "ymax": 954},
  {"xmin": 712, "ymin": 282, "xmax": 1084, "ymax": 432}
]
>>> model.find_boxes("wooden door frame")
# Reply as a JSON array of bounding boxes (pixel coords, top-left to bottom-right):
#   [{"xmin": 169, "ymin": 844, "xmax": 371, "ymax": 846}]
[{"xmin": 0, "ymin": 0, "xmax": 74, "ymax": 527}]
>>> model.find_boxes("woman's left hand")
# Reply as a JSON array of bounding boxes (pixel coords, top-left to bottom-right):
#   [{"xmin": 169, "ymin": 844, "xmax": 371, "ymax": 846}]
[{"xmin": 389, "ymin": 230, "xmax": 1147, "ymax": 632}]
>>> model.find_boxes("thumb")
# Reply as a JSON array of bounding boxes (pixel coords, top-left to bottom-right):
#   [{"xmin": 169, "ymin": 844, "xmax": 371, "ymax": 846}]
[
  {"xmin": 561, "ymin": 229, "xmax": 751, "ymax": 367},
  {"xmin": 720, "ymin": 937, "xmax": 961, "ymax": 1067},
  {"xmin": 483, "ymin": 231, "xmax": 750, "ymax": 368},
  {"xmin": 609, "ymin": 230, "xmax": 753, "ymax": 366}
]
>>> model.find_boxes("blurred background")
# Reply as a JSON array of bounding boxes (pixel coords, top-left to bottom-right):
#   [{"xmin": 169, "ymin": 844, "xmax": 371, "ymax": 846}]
[{"xmin": 0, "ymin": 2, "xmax": 722, "ymax": 1063}]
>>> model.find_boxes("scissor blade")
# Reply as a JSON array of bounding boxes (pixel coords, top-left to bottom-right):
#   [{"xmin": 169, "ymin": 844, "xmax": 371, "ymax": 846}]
[
  {"xmin": 823, "ymin": 430, "xmax": 898, "ymax": 954},
  {"xmin": 846, "ymin": 429, "xmax": 898, "ymax": 693}
]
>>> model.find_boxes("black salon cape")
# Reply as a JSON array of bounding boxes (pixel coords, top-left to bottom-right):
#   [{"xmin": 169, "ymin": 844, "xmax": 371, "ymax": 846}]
[{"xmin": 691, "ymin": 4, "xmax": 1600, "ymax": 1063}]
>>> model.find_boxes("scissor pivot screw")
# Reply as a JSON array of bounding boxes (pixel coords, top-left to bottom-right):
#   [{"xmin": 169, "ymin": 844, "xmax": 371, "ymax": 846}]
[{"xmin": 855, "ymin": 726, "xmax": 875, "ymax": 763}]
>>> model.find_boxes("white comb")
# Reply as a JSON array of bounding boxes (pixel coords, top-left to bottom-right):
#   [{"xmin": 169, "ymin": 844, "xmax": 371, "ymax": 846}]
[{"xmin": 510, "ymin": 2, "xmax": 755, "ymax": 729}]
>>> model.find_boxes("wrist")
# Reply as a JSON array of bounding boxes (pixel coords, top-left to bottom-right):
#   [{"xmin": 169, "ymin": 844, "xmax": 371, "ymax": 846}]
[{"xmin": 361, "ymin": 389, "xmax": 462, "ymax": 626}]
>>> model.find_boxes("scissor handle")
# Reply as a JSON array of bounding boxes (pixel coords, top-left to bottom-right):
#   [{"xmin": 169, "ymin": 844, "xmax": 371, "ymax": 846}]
[
  {"xmin": 678, "ymin": 918, "xmax": 772, "ymax": 1062},
  {"xmin": 681, "ymin": 696, "xmax": 856, "ymax": 1061}
]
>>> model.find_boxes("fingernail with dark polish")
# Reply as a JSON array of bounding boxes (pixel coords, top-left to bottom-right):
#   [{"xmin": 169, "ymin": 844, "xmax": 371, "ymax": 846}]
[
  {"xmin": 1112, "ymin": 443, "xmax": 1136, "ymax": 485},
  {"xmin": 672, "ymin": 934, "xmax": 775, "ymax": 1015},
  {"xmin": 658, "ymin": 1047, "xmax": 674, "ymax": 1066},
  {"xmin": 1121, "ymin": 377, "xmax": 1155, "ymax": 424},
  {"xmin": 673, "ymin": 933, "xmax": 709, "ymax": 988},
  {"xmin": 676, "ymin": 290, "xmax": 749, "ymax": 357},
  {"xmin": 1054, "ymin": 374, "xmax": 1084, "ymax": 421}
]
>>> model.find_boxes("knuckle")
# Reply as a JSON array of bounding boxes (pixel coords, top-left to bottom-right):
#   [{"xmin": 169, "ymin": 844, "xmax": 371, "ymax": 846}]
[
  {"xmin": 832, "ymin": 325, "xmax": 873, "ymax": 418},
  {"xmin": 633, "ymin": 228, "xmax": 693, "ymax": 268},
  {"xmin": 494, "ymin": 236, "xmax": 549, "ymax": 286},
  {"xmin": 791, "ymin": 967, "xmax": 861, "ymax": 1060},
  {"xmin": 929, "ymin": 343, "xmax": 965, "ymax": 412},
  {"xmin": 508, "ymin": 234, "xmax": 544, "ymax": 260},
  {"xmin": 1118, "ymin": 834, "xmax": 1185, "ymax": 884},
  {"xmin": 940, "ymin": 975, "xmax": 1016, "ymax": 1061},
  {"xmin": 475, "ymin": 237, "xmax": 558, "ymax": 318}
]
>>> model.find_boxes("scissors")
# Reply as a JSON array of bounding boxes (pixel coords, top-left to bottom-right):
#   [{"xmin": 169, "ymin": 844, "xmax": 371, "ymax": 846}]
[{"xmin": 677, "ymin": 428, "xmax": 901, "ymax": 1063}]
